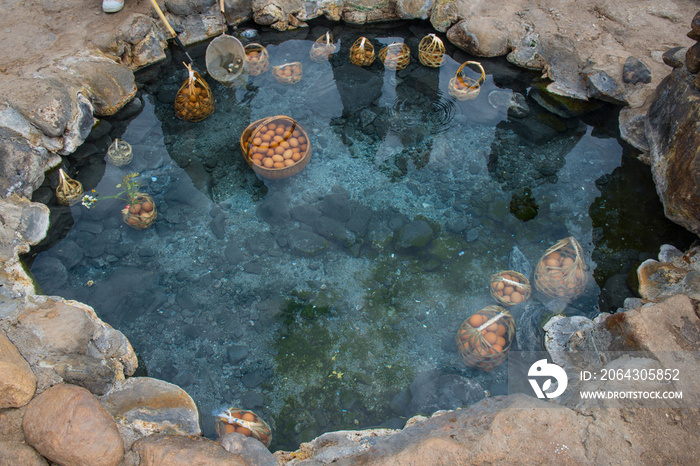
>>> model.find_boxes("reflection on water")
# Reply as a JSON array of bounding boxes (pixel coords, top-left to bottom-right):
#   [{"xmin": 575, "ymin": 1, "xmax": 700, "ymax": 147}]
[{"xmin": 25, "ymin": 20, "xmax": 694, "ymax": 451}]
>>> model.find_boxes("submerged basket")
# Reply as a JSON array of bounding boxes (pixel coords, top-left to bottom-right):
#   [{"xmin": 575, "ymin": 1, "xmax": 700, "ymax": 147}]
[
  {"xmin": 174, "ymin": 63, "xmax": 215, "ymax": 122},
  {"xmin": 448, "ymin": 61, "xmax": 486, "ymax": 101},
  {"xmin": 244, "ymin": 43, "xmax": 270, "ymax": 76},
  {"xmin": 456, "ymin": 305, "xmax": 515, "ymax": 372},
  {"xmin": 310, "ymin": 32, "xmax": 337, "ymax": 62},
  {"xmin": 350, "ymin": 36, "xmax": 375, "ymax": 67},
  {"xmin": 56, "ymin": 169, "xmax": 83, "ymax": 206},
  {"xmin": 272, "ymin": 62, "xmax": 303, "ymax": 84},
  {"xmin": 378, "ymin": 42, "xmax": 411, "ymax": 71},
  {"xmin": 535, "ymin": 237, "xmax": 588, "ymax": 300},
  {"xmin": 122, "ymin": 193, "xmax": 157, "ymax": 230},
  {"xmin": 213, "ymin": 407, "xmax": 272, "ymax": 447},
  {"xmin": 418, "ymin": 34, "xmax": 446, "ymax": 68},
  {"xmin": 490, "ymin": 270, "xmax": 531, "ymax": 306},
  {"xmin": 240, "ymin": 115, "xmax": 311, "ymax": 180},
  {"xmin": 106, "ymin": 138, "xmax": 133, "ymax": 167}
]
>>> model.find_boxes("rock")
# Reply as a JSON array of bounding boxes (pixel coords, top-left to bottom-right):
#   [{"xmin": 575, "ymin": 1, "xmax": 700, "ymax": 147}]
[
  {"xmin": 394, "ymin": 219, "xmax": 433, "ymax": 249},
  {"xmin": 88, "ymin": 266, "xmax": 159, "ymax": 324},
  {"xmin": 227, "ymin": 344, "xmax": 249, "ymax": 365},
  {"xmin": 646, "ymin": 68, "xmax": 700, "ymax": 236},
  {"xmin": 100, "ymin": 377, "xmax": 201, "ymax": 438},
  {"xmin": 23, "ymin": 384, "xmax": 124, "ymax": 466},
  {"xmin": 29, "ymin": 255, "xmax": 68, "ymax": 292},
  {"xmin": 395, "ymin": 0, "xmax": 432, "ymax": 20},
  {"xmin": 131, "ymin": 434, "xmax": 245, "ymax": 465},
  {"xmin": 447, "ymin": 18, "xmax": 511, "ymax": 57},
  {"xmin": 622, "ymin": 56, "xmax": 652, "ymax": 84},
  {"xmin": 50, "ymin": 239, "xmax": 84, "ymax": 269},
  {"xmin": 256, "ymin": 192, "xmax": 290, "ymax": 225},
  {"xmin": 57, "ymin": 55, "xmax": 137, "ymax": 117},
  {"xmin": 224, "ymin": 242, "xmax": 245, "ymax": 265},
  {"xmin": 662, "ymin": 46, "xmax": 686, "ymax": 68},
  {"xmin": 405, "ymin": 369, "xmax": 484, "ymax": 417},
  {"xmin": 0, "ymin": 168, "xmax": 53, "ymax": 235},
  {"xmin": 507, "ymin": 92, "xmax": 530, "ymax": 118},
  {"xmin": 210, "ymin": 213, "xmax": 226, "ymax": 239},
  {"xmin": 287, "ymin": 229, "xmax": 328, "ymax": 256},
  {"xmin": 686, "ymin": 42, "xmax": 700, "ymax": 74},
  {"xmin": 0, "ymin": 440, "xmax": 48, "ymax": 466},
  {"xmin": 585, "ymin": 70, "xmax": 627, "ymax": 105},
  {"xmin": 637, "ymin": 259, "xmax": 690, "ymax": 301},
  {"xmin": 241, "ymin": 370, "xmax": 263, "ymax": 389},
  {"xmin": 543, "ymin": 315, "xmax": 595, "ymax": 369},
  {"xmin": 290, "ymin": 204, "xmax": 321, "ymax": 226},
  {"xmin": 218, "ymin": 433, "xmax": 279, "ymax": 465},
  {"xmin": 0, "ymin": 331, "xmax": 36, "ymax": 407},
  {"xmin": 40, "ymin": 354, "xmax": 116, "ymax": 395},
  {"xmin": 618, "ymin": 106, "xmax": 649, "ymax": 152},
  {"xmin": 313, "ymin": 217, "xmax": 356, "ymax": 247},
  {"xmin": 164, "ymin": 0, "xmax": 212, "ymax": 16}
]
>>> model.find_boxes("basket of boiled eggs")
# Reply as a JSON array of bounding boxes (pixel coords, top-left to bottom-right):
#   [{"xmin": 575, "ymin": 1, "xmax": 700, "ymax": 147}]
[
  {"xmin": 456, "ymin": 305, "xmax": 515, "ymax": 372},
  {"xmin": 534, "ymin": 236, "xmax": 588, "ymax": 300},
  {"xmin": 240, "ymin": 115, "xmax": 311, "ymax": 180},
  {"xmin": 213, "ymin": 406, "xmax": 272, "ymax": 447},
  {"xmin": 490, "ymin": 270, "xmax": 531, "ymax": 306}
]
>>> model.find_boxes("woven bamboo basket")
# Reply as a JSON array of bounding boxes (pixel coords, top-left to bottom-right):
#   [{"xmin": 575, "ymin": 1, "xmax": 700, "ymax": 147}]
[
  {"xmin": 418, "ymin": 34, "xmax": 446, "ymax": 68},
  {"xmin": 310, "ymin": 32, "xmax": 337, "ymax": 62},
  {"xmin": 448, "ymin": 61, "xmax": 486, "ymax": 101},
  {"xmin": 490, "ymin": 270, "xmax": 531, "ymax": 306},
  {"xmin": 244, "ymin": 43, "xmax": 270, "ymax": 76},
  {"xmin": 272, "ymin": 62, "xmax": 303, "ymax": 84},
  {"xmin": 456, "ymin": 305, "xmax": 515, "ymax": 372},
  {"xmin": 350, "ymin": 36, "xmax": 375, "ymax": 67},
  {"xmin": 535, "ymin": 237, "xmax": 588, "ymax": 300},
  {"xmin": 106, "ymin": 138, "xmax": 133, "ymax": 167},
  {"xmin": 240, "ymin": 115, "xmax": 311, "ymax": 180},
  {"xmin": 56, "ymin": 169, "xmax": 83, "ymax": 206},
  {"xmin": 213, "ymin": 407, "xmax": 272, "ymax": 447},
  {"xmin": 121, "ymin": 193, "xmax": 157, "ymax": 230},
  {"xmin": 378, "ymin": 42, "xmax": 411, "ymax": 71},
  {"xmin": 174, "ymin": 63, "xmax": 215, "ymax": 122}
]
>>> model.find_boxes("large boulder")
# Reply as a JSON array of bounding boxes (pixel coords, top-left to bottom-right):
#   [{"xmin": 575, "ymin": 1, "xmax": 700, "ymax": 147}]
[
  {"xmin": 0, "ymin": 331, "xmax": 36, "ymax": 408},
  {"xmin": 132, "ymin": 434, "xmax": 246, "ymax": 465},
  {"xmin": 646, "ymin": 67, "xmax": 700, "ymax": 236},
  {"xmin": 22, "ymin": 384, "xmax": 125, "ymax": 466}
]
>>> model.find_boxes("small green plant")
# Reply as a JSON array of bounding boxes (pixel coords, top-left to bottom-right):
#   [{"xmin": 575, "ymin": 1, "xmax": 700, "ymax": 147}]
[{"xmin": 82, "ymin": 173, "xmax": 142, "ymax": 209}]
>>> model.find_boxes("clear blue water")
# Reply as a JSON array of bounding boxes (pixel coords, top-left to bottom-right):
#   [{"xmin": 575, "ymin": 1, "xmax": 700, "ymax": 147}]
[{"xmin": 26, "ymin": 21, "xmax": 696, "ymax": 450}]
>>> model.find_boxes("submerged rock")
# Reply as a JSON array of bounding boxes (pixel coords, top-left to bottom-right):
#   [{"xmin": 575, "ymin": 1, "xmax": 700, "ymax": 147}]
[{"xmin": 394, "ymin": 219, "xmax": 433, "ymax": 249}]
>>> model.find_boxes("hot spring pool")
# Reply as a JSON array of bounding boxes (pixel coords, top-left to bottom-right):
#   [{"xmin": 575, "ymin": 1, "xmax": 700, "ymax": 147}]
[{"xmin": 26, "ymin": 20, "xmax": 696, "ymax": 450}]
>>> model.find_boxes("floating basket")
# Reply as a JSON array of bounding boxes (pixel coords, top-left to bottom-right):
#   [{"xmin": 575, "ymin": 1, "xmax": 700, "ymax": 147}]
[
  {"xmin": 56, "ymin": 169, "xmax": 83, "ymax": 206},
  {"xmin": 310, "ymin": 32, "xmax": 337, "ymax": 62},
  {"xmin": 448, "ymin": 61, "xmax": 486, "ymax": 101},
  {"xmin": 378, "ymin": 42, "xmax": 411, "ymax": 71},
  {"xmin": 418, "ymin": 34, "xmax": 446, "ymax": 68},
  {"xmin": 122, "ymin": 193, "xmax": 157, "ymax": 230},
  {"xmin": 106, "ymin": 138, "xmax": 133, "ymax": 167},
  {"xmin": 174, "ymin": 63, "xmax": 215, "ymax": 122},
  {"xmin": 272, "ymin": 62, "xmax": 303, "ymax": 84},
  {"xmin": 240, "ymin": 115, "xmax": 311, "ymax": 180},
  {"xmin": 350, "ymin": 36, "xmax": 375, "ymax": 67},
  {"xmin": 534, "ymin": 237, "xmax": 588, "ymax": 300},
  {"xmin": 244, "ymin": 43, "xmax": 270, "ymax": 76},
  {"xmin": 213, "ymin": 407, "xmax": 272, "ymax": 448},
  {"xmin": 456, "ymin": 305, "xmax": 515, "ymax": 372},
  {"xmin": 490, "ymin": 270, "xmax": 531, "ymax": 306}
]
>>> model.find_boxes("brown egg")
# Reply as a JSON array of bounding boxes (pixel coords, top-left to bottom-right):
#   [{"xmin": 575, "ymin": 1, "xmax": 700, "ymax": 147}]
[
  {"xmin": 500, "ymin": 294, "xmax": 511, "ymax": 303},
  {"xmin": 289, "ymin": 138, "xmax": 299, "ymax": 148},
  {"xmin": 548, "ymin": 252, "xmax": 561, "ymax": 261},
  {"xmin": 298, "ymin": 136, "xmax": 307, "ymax": 144},
  {"xmin": 252, "ymin": 137, "xmax": 262, "ymax": 146},
  {"xmin": 237, "ymin": 426, "xmax": 252, "ymax": 437},
  {"xmin": 274, "ymin": 146, "xmax": 285, "ymax": 155},
  {"xmin": 129, "ymin": 204, "xmax": 141, "ymax": 214},
  {"xmin": 487, "ymin": 323, "xmax": 498, "ymax": 332},
  {"xmin": 275, "ymin": 126, "xmax": 285, "ymax": 135},
  {"xmin": 510, "ymin": 291, "xmax": 523, "ymax": 304},
  {"xmin": 268, "ymin": 123, "xmax": 277, "ymax": 130},
  {"xmin": 484, "ymin": 332, "xmax": 498, "ymax": 345},
  {"xmin": 291, "ymin": 152, "xmax": 302, "ymax": 162},
  {"xmin": 263, "ymin": 158, "xmax": 274, "ymax": 168},
  {"xmin": 575, "ymin": 268, "xmax": 583, "ymax": 280},
  {"xmin": 468, "ymin": 314, "xmax": 484, "ymax": 327},
  {"xmin": 224, "ymin": 423, "xmax": 236, "ymax": 434},
  {"xmin": 292, "ymin": 129, "xmax": 301, "ymax": 137},
  {"xmin": 458, "ymin": 329, "xmax": 470, "ymax": 342},
  {"xmin": 492, "ymin": 344, "xmax": 503, "ymax": 353},
  {"xmin": 273, "ymin": 162, "xmax": 285, "ymax": 168},
  {"xmin": 253, "ymin": 159, "xmax": 262, "ymax": 166},
  {"xmin": 242, "ymin": 412, "xmax": 256, "ymax": 422},
  {"xmin": 127, "ymin": 216, "xmax": 139, "ymax": 226},
  {"xmin": 252, "ymin": 152, "xmax": 263, "ymax": 160},
  {"xmin": 259, "ymin": 125, "xmax": 268, "ymax": 133},
  {"xmin": 272, "ymin": 155, "xmax": 284, "ymax": 163},
  {"xmin": 495, "ymin": 281, "xmax": 505, "ymax": 291},
  {"xmin": 546, "ymin": 258, "xmax": 560, "ymax": 267},
  {"xmin": 496, "ymin": 336, "xmax": 506, "ymax": 347},
  {"xmin": 261, "ymin": 133, "xmax": 272, "ymax": 142},
  {"xmin": 562, "ymin": 257, "xmax": 575, "ymax": 268},
  {"xmin": 496, "ymin": 324, "xmax": 506, "ymax": 336},
  {"xmin": 280, "ymin": 141, "xmax": 290, "ymax": 150},
  {"xmin": 283, "ymin": 149, "xmax": 293, "ymax": 159},
  {"xmin": 284, "ymin": 159, "xmax": 295, "ymax": 167},
  {"xmin": 503, "ymin": 286, "xmax": 514, "ymax": 296},
  {"xmin": 141, "ymin": 201, "xmax": 154, "ymax": 213}
]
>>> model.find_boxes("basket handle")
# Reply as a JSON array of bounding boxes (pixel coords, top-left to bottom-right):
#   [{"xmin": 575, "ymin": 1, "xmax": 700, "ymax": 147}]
[
  {"xmin": 456, "ymin": 61, "xmax": 486, "ymax": 87},
  {"xmin": 477, "ymin": 312, "xmax": 505, "ymax": 332}
]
